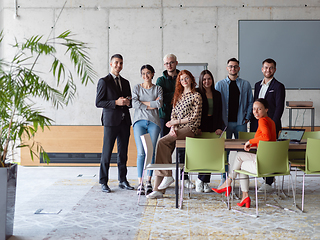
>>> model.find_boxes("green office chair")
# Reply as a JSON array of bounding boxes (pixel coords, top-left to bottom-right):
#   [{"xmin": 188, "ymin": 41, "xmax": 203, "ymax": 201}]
[
  {"xmin": 297, "ymin": 138, "xmax": 320, "ymax": 212},
  {"xmin": 180, "ymin": 137, "xmax": 228, "ymax": 209},
  {"xmin": 238, "ymin": 131, "xmax": 256, "ymax": 140},
  {"xmin": 289, "ymin": 131, "xmax": 320, "ymax": 194},
  {"xmin": 289, "ymin": 131, "xmax": 320, "ymax": 166},
  {"xmin": 233, "ymin": 140, "xmax": 295, "ymax": 217},
  {"xmin": 289, "ymin": 131, "xmax": 320, "ymax": 161}
]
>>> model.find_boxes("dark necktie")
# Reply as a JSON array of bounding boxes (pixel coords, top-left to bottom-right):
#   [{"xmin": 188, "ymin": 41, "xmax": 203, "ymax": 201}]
[{"xmin": 115, "ymin": 76, "xmax": 121, "ymax": 93}]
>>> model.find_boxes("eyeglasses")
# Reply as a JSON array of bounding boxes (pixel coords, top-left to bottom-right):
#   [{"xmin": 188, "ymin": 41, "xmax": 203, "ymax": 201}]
[
  {"xmin": 227, "ymin": 65, "xmax": 239, "ymax": 69},
  {"xmin": 164, "ymin": 61, "xmax": 175, "ymax": 66},
  {"xmin": 180, "ymin": 77, "xmax": 190, "ymax": 82}
]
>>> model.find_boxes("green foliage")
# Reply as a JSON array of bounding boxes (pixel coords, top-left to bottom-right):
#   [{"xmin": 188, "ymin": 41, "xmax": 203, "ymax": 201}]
[{"xmin": 0, "ymin": 30, "xmax": 97, "ymax": 167}]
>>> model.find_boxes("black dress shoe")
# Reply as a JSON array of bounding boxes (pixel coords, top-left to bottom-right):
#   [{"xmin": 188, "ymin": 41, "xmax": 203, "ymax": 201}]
[
  {"xmin": 119, "ymin": 181, "xmax": 134, "ymax": 190},
  {"xmin": 101, "ymin": 184, "xmax": 111, "ymax": 193}
]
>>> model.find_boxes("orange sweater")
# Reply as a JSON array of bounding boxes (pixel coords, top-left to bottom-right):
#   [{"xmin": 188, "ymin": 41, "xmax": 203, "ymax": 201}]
[{"xmin": 249, "ymin": 116, "xmax": 276, "ymax": 147}]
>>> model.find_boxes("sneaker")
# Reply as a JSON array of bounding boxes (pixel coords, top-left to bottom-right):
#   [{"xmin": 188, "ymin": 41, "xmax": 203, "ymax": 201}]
[
  {"xmin": 146, "ymin": 181, "xmax": 153, "ymax": 195},
  {"xmin": 203, "ymin": 182, "xmax": 212, "ymax": 193},
  {"xmin": 258, "ymin": 183, "xmax": 274, "ymax": 192},
  {"xmin": 137, "ymin": 183, "xmax": 145, "ymax": 195},
  {"xmin": 195, "ymin": 178, "xmax": 204, "ymax": 192},
  {"xmin": 146, "ymin": 191, "xmax": 163, "ymax": 199},
  {"xmin": 184, "ymin": 179, "xmax": 195, "ymax": 189},
  {"xmin": 158, "ymin": 176, "xmax": 174, "ymax": 190}
]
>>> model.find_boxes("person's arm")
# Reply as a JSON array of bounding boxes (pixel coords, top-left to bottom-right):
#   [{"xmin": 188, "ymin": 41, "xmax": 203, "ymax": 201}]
[
  {"xmin": 245, "ymin": 81, "xmax": 254, "ymax": 122},
  {"xmin": 96, "ymin": 78, "xmax": 116, "ymax": 109},
  {"xmin": 271, "ymin": 82, "xmax": 285, "ymax": 126},
  {"xmin": 249, "ymin": 118, "xmax": 272, "ymax": 146},
  {"xmin": 132, "ymin": 85, "xmax": 148, "ymax": 110},
  {"xmin": 141, "ymin": 86, "xmax": 163, "ymax": 110}
]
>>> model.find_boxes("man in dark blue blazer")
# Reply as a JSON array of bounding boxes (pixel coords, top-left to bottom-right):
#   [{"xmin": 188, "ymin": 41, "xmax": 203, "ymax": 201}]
[
  {"xmin": 250, "ymin": 58, "xmax": 285, "ymax": 192},
  {"xmin": 95, "ymin": 54, "xmax": 134, "ymax": 193}
]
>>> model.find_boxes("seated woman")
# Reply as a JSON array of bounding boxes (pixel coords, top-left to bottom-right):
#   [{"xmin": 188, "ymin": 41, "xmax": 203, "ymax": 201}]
[
  {"xmin": 147, "ymin": 70, "xmax": 202, "ymax": 199},
  {"xmin": 196, "ymin": 70, "xmax": 224, "ymax": 193},
  {"xmin": 132, "ymin": 64, "xmax": 163, "ymax": 195},
  {"xmin": 212, "ymin": 98, "xmax": 276, "ymax": 208}
]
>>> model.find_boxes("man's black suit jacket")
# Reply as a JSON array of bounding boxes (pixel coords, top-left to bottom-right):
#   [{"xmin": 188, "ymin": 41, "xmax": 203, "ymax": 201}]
[
  {"xmin": 250, "ymin": 77, "xmax": 285, "ymax": 134},
  {"xmin": 95, "ymin": 73, "xmax": 132, "ymax": 126}
]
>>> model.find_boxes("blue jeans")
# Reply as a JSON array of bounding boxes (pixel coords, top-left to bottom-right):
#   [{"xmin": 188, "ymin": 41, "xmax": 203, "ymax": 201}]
[
  {"xmin": 223, "ymin": 122, "xmax": 247, "ymax": 179},
  {"xmin": 133, "ymin": 120, "xmax": 161, "ymax": 178}
]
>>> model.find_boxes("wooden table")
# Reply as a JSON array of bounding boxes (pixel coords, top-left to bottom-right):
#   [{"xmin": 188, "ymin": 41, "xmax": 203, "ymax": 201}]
[{"xmin": 174, "ymin": 139, "xmax": 307, "ymax": 208}]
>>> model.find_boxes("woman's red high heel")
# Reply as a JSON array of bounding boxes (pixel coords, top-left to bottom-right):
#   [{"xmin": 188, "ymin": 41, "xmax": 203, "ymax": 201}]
[
  {"xmin": 237, "ymin": 197, "xmax": 251, "ymax": 208},
  {"xmin": 211, "ymin": 186, "xmax": 232, "ymax": 197}
]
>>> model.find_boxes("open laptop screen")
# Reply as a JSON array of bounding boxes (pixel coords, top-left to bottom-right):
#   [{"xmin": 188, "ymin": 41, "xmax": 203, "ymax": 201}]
[{"xmin": 277, "ymin": 129, "xmax": 305, "ymax": 143}]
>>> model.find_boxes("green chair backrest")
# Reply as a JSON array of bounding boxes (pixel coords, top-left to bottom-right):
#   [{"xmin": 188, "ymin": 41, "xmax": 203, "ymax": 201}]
[
  {"xmin": 238, "ymin": 131, "xmax": 256, "ymax": 140},
  {"xmin": 305, "ymin": 138, "xmax": 320, "ymax": 174},
  {"xmin": 289, "ymin": 131, "xmax": 320, "ymax": 161},
  {"xmin": 184, "ymin": 137, "xmax": 225, "ymax": 173},
  {"xmin": 303, "ymin": 131, "xmax": 320, "ymax": 140},
  {"xmin": 256, "ymin": 140, "xmax": 290, "ymax": 176},
  {"xmin": 195, "ymin": 131, "xmax": 226, "ymax": 139}
]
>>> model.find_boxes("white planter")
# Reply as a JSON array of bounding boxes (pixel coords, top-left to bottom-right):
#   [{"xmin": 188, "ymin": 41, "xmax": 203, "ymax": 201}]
[{"xmin": 0, "ymin": 164, "xmax": 17, "ymax": 240}]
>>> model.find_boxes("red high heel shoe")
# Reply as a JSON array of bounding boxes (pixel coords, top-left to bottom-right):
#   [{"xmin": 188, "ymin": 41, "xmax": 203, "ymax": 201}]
[
  {"xmin": 211, "ymin": 186, "xmax": 232, "ymax": 197},
  {"xmin": 237, "ymin": 197, "xmax": 251, "ymax": 208}
]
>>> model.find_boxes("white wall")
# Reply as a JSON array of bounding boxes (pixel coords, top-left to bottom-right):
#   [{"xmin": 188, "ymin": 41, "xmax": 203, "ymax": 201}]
[{"xmin": 1, "ymin": 0, "xmax": 319, "ymax": 127}]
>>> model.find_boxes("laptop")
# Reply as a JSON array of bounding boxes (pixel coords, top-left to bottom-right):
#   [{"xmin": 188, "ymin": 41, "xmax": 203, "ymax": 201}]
[{"xmin": 277, "ymin": 129, "xmax": 305, "ymax": 144}]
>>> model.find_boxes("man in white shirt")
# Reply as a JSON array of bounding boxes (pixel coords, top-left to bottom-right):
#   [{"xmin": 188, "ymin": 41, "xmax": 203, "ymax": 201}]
[{"xmin": 250, "ymin": 58, "xmax": 285, "ymax": 192}]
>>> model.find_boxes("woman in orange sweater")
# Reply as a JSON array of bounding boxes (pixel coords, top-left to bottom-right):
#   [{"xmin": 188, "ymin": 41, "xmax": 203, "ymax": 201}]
[{"xmin": 212, "ymin": 98, "xmax": 276, "ymax": 208}]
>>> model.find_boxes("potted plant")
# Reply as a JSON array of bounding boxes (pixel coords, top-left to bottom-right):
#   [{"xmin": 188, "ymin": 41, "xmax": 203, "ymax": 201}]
[{"xmin": 0, "ymin": 29, "xmax": 96, "ymax": 239}]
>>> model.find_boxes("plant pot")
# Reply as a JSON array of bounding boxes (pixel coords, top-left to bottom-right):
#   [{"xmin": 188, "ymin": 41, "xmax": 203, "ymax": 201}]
[{"xmin": 0, "ymin": 164, "xmax": 17, "ymax": 240}]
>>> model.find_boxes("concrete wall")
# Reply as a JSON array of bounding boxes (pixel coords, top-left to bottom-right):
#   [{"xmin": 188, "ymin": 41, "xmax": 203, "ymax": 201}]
[{"xmin": 1, "ymin": 0, "xmax": 319, "ymax": 127}]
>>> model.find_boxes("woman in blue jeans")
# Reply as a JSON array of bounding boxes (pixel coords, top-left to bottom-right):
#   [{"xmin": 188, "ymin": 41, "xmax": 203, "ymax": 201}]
[{"xmin": 132, "ymin": 64, "xmax": 163, "ymax": 195}]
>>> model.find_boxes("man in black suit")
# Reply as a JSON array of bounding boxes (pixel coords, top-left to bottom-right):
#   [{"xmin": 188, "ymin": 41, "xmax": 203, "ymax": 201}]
[
  {"xmin": 96, "ymin": 54, "xmax": 134, "ymax": 192},
  {"xmin": 250, "ymin": 58, "xmax": 285, "ymax": 192}
]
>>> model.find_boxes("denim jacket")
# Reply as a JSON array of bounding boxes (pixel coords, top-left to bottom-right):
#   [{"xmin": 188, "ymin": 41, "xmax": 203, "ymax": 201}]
[{"xmin": 215, "ymin": 77, "xmax": 253, "ymax": 126}]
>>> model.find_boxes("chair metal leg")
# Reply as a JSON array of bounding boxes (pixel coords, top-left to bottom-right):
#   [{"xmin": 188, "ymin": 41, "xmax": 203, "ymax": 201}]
[
  {"xmin": 302, "ymin": 173, "xmax": 305, "ymax": 212},
  {"xmin": 179, "ymin": 170, "xmax": 185, "ymax": 209},
  {"xmin": 255, "ymin": 177, "xmax": 259, "ymax": 217},
  {"xmin": 289, "ymin": 174, "xmax": 297, "ymax": 209},
  {"xmin": 226, "ymin": 172, "xmax": 230, "ymax": 210}
]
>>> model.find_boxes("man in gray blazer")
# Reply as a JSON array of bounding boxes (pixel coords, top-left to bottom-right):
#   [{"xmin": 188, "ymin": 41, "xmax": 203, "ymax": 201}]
[{"xmin": 96, "ymin": 54, "xmax": 134, "ymax": 192}]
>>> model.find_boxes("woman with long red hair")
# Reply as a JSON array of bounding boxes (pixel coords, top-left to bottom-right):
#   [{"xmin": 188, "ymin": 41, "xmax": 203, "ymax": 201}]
[{"xmin": 147, "ymin": 70, "xmax": 202, "ymax": 199}]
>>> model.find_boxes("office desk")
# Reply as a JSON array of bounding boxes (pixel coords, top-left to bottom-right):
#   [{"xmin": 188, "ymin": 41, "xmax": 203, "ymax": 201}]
[{"xmin": 174, "ymin": 139, "xmax": 307, "ymax": 208}]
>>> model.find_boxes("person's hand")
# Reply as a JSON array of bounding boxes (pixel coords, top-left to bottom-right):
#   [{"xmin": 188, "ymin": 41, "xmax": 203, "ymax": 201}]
[
  {"xmin": 169, "ymin": 127, "xmax": 177, "ymax": 137},
  {"xmin": 155, "ymin": 97, "xmax": 160, "ymax": 101},
  {"xmin": 166, "ymin": 120, "xmax": 178, "ymax": 128},
  {"xmin": 166, "ymin": 121, "xmax": 172, "ymax": 128},
  {"xmin": 116, "ymin": 97, "xmax": 130, "ymax": 106},
  {"xmin": 244, "ymin": 141, "xmax": 251, "ymax": 151},
  {"xmin": 215, "ymin": 129, "xmax": 223, "ymax": 136},
  {"xmin": 197, "ymin": 129, "xmax": 202, "ymax": 135}
]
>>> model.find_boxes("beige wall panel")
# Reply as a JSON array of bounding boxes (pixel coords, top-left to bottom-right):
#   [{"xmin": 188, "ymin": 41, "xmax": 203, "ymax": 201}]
[{"xmin": 21, "ymin": 126, "xmax": 137, "ymax": 167}]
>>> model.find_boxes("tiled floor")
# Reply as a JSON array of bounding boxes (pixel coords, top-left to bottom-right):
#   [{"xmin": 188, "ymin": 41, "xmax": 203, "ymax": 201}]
[{"xmin": 8, "ymin": 166, "xmax": 320, "ymax": 240}]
